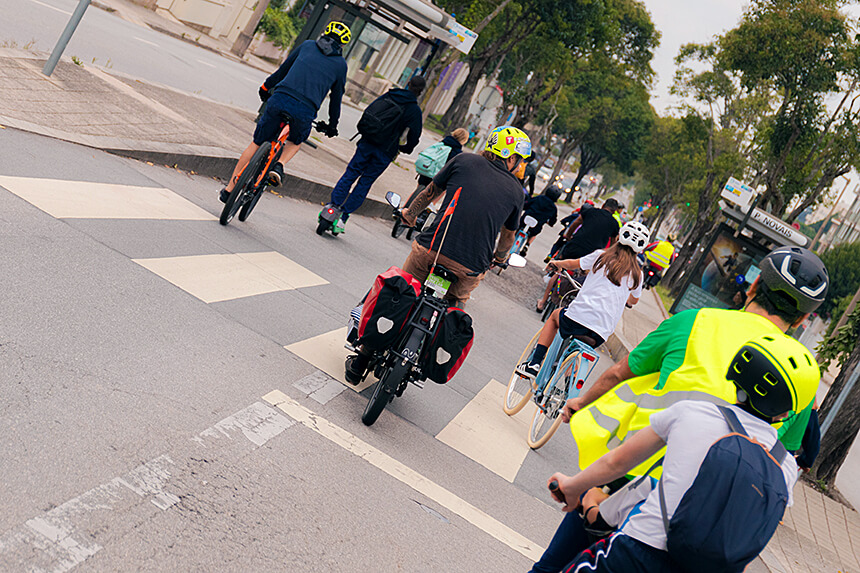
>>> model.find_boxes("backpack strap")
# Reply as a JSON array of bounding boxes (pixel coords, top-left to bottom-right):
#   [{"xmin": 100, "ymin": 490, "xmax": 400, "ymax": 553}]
[{"xmin": 719, "ymin": 405, "xmax": 788, "ymax": 464}]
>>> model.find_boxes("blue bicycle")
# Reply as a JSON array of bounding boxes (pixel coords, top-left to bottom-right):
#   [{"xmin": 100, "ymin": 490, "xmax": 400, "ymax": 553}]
[
  {"xmin": 494, "ymin": 215, "xmax": 537, "ymax": 274},
  {"xmin": 503, "ymin": 330, "xmax": 599, "ymax": 449}
]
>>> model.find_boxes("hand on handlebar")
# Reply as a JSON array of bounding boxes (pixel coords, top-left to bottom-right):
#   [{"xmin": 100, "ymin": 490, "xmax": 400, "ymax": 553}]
[
  {"xmin": 258, "ymin": 85, "xmax": 270, "ymax": 102},
  {"xmin": 315, "ymin": 121, "xmax": 338, "ymax": 138},
  {"xmin": 561, "ymin": 398, "xmax": 582, "ymax": 423}
]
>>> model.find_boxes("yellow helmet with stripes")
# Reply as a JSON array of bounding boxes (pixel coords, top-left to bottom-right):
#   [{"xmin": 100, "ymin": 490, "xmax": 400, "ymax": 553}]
[{"xmin": 323, "ymin": 21, "xmax": 351, "ymax": 44}]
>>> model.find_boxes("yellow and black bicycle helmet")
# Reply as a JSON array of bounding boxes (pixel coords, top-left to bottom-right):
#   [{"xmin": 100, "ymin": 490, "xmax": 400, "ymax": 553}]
[
  {"xmin": 726, "ymin": 334, "xmax": 819, "ymax": 418},
  {"xmin": 324, "ymin": 21, "xmax": 351, "ymax": 44},
  {"xmin": 485, "ymin": 126, "xmax": 532, "ymax": 160}
]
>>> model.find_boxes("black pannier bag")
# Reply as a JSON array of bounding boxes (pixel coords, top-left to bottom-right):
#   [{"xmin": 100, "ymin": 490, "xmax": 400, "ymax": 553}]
[
  {"xmin": 422, "ymin": 307, "xmax": 474, "ymax": 384},
  {"xmin": 358, "ymin": 266, "xmax": 421, "ymax": 350}
]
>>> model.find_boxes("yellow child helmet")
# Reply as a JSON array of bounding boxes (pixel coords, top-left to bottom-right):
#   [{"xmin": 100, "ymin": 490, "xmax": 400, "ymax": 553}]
[
  {"xmin": 486, "ymin": 126, "xmax": 532, "ymax": 160},
  {"xmin": 726, "ymin": 334, "xmax": 820, "ymax": 418},
  {"xmin": 324, "ymin": 21, "xmax": 351, "ymax": 44}
]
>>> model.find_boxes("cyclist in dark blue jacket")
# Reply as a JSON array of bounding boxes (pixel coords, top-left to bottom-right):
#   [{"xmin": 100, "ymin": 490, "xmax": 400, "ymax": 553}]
[{"xmin": 220, "ymin": 22, "xmax": 349, "ymax": 202}]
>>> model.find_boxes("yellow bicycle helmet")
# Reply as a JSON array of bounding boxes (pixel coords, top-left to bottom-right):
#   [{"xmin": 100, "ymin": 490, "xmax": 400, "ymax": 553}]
[
  {"xmin": 324, "ymin": 21, "xmax": 351, "ymax": 44},
  {"xmin": 726, "ymin": 334, "xmax": 820, "ymax": 418},
  {"xmin": 486, "ymin": 126, "xmax": 532, "ymax": 160}
]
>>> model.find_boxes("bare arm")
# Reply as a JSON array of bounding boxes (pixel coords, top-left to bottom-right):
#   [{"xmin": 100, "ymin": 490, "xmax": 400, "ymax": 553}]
[
  {"xmin": 548, "ymin": 427, "xmax": 666, "ymax": 511},
  {"xmin": 402, "ymin": 182, "xmax": 443, "ymax": 225},
  {"xmin": 494, "ymin": 228, "xmax": 516, "ymax": 262},
  {"xmin": 562, "ymin": 356, "xmax": 635, "ymax": 422},
  {"xmin": 551, "ymin": 258, "xmax": 581, "ymax": 272},
  {"xmin": 627, "ymin": 294, "xmax": 639, "ymax": 306}
]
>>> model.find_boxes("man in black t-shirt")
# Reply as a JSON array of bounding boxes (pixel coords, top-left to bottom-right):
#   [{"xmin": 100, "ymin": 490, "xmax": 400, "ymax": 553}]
[
  {"xmin": 399, "ymin": 126, "xmax": 532, "ymax": 305},
  {"xmin": 536, "ymin": 198, "xmax": 621, "ymax": 311}
]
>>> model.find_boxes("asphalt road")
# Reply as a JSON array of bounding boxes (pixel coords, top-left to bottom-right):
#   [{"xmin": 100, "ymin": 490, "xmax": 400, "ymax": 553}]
[{"xmin": 0, "ymin": 128, "xmax": 614, "ymax": 571}]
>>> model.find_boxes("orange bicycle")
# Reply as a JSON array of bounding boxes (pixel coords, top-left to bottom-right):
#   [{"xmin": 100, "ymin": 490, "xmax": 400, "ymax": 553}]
[{"xmin": 219, "ymin": 115, "xmax": 323, "ymax": 226}]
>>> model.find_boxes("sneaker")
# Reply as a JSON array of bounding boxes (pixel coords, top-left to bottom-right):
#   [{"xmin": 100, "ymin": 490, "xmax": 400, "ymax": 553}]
[
  {"xmin": 267, "ymin": 162, "xmax": 284, "ymax": 187},
  {"xmin": 334, "ymin": 218, "xmax": 346, "ymax": 234},
  {"xmin": 520, "ymin": 245, "xmax": 529, "ymax": 257},
  {"xmin": 515, "ymin": 361, "xmax": 540, "ymax": 379},
  {"xmin": 219, "ymin": 188, "xmax": 230, "ymax": 203},
  {"xmin": 345, "ymin": 354, "xmax": 368, "ymax": 385}
]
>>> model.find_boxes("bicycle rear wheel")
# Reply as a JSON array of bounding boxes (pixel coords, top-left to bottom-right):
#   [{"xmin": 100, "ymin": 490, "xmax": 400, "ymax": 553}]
[
  {"xmin": 503, "ymin": 329, "xmax": 542, "ymax": 415},
  {"xmin": 220, "ymin": 142, "xmax": 271, "ymax": 226},
  {"xmin": 527, "ymin": 350, "xmax": 580, "ymax": 449}
]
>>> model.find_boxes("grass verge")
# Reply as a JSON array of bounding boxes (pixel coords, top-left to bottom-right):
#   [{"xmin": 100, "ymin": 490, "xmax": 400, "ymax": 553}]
[{"xmin": 654, "ymin": 284, "xmax": 675, "ymax": 315}]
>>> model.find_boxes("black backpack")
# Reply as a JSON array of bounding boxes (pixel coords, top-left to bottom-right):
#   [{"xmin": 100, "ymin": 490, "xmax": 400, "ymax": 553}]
[
  {"xmin": 660, "ymin": 405, "xmax": 789, "ymax": 573},
  {"xmin": 356, "ymin": 95, "xmax": 405, "ymax": 146}
]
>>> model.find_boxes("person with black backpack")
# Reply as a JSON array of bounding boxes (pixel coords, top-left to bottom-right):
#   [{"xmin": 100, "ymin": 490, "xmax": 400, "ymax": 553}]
[
  {"xmin": 537, "ymin": 333, "xmax": 819, "ymax": 573},
  {"xmin": 326, "ymin": 75, "xmax": 425, "ymax": 233}
]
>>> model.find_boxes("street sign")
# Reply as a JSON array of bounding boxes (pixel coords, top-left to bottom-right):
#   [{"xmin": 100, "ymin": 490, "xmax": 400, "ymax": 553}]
[
  {"xmin": 721, "ymin": 177, "xmax": 755, "ymax": 210},
  {"xmin": 445, "ymin": 21, "xmax": 478, "ymax": 54},
  {"xmin": 749, "ymin": 207, "xmax": 808, "ymax": 247}
]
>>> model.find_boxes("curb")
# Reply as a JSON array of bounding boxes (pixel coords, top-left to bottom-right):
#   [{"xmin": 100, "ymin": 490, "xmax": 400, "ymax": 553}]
[
  {"xmin": 605, "ymin": 330, "xmax": 632, "ymax": 362},
  {"xmin": 104, "ymin": 147, "xmax": 394, "ymax": 219}
]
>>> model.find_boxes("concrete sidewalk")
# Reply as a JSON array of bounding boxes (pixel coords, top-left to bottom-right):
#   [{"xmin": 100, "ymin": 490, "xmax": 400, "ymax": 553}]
[
  {"xmin": 617, "ymin": 290, "xmax": 860, "ymax": 572},
  {"xmin": 0, "ymin": 47, "xmax": 431, "ymax": 218}
]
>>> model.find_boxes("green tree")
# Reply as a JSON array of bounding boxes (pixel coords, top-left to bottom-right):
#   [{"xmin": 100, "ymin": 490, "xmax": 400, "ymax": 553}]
[
  {"xmin": 720, "ymin": 0, "xmax": 860, "ymax": 220},
  {"xmin": 819, "ymin": 242, "xmax": 860, "ymax": 318}
]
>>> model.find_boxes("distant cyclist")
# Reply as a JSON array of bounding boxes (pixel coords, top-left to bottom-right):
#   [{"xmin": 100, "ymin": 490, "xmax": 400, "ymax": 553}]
[
  {"xmin": 219, "ymin": 22, "xmax": 349, "ymax": 203},
  {"xmin": 518, "ymin": 187, "xmax": 560, "ymax": 257}
]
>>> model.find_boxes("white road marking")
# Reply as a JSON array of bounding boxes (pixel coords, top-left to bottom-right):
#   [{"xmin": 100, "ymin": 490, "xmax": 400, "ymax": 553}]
[
  {"xmin": 436, "ymin": 379, "xmax": 536, "ymax": 483},
  {"xmin": 263, "ymin": 390, "xmax": 545, "ymax": 562},
  {"xmin": 196, "ymin": 59, "xmax": 217, "ymax": 68},
  {"xmin": 285, "ymin": 328, "xmax": 375, "ymax": 392},
  {"xmin": 28, "ymin": 0, "xmax": 71, "ymax": 15},
  {"xmin": 0, "ymin": 455, "xmax": 177, "ymax": 571},
  {"xmin": 133, "ymin": 251, "xmax": 328, "ymax": 303},
  {"xmin": 293, "ymin": 371, "xmax": 346, "ymax": 405},
  {"xmin": 0, "ymin": 176, "xmax": 215, "ymax": 220},
  {"xmin": 192, "ymin": 401, "xmax": 294, "ymax": 448},
  {"xmin": 133, "ymin": 36, "xmax": 160, "ymax": 47}
]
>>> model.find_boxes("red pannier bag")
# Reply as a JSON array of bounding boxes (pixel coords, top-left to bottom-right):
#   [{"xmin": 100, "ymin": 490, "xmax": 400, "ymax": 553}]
[
  {"xmin": 422, "ymin": 307, "xmax": 474, "ymax": 384},
  {"xmin": 358, "ymin": 266, "xmax": 422, "ymax": 351}
]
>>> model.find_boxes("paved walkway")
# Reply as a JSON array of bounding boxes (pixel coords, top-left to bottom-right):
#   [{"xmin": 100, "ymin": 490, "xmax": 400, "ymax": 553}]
[
  {"xmin": 0, "ymin": 47, "xmax": 434, "ymax": 209},
  {"xmin": 620, "ymin": 291, "xmax": 860, "ymax": 572}
]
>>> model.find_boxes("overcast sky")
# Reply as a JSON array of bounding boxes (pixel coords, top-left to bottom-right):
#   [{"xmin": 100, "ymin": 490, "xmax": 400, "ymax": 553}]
[{"xmin": 647, "ymin": 0, "xmax": 860, "ymax": 210}]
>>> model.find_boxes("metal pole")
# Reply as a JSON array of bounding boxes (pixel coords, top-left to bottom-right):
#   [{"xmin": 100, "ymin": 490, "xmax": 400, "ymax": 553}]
[
  {"xmin": 735, "ymin": 194, "xmax": 760, "ymax": 237},
  {"xmin": 43, "ymin": 0, "xmax": 91, "ymax": 77},
  {"xmin": 811, "ymin": 180, "xmax": 854, "ymax": 251}
]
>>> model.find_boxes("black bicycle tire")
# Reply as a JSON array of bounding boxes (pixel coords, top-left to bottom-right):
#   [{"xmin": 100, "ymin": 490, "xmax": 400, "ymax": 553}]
[
  {"xmin": 405, "ymin": 227, "xmax": 415, "ymax": 240},
  {"xmin": 541, "ymin": 300, "xmax": 557, "ymax": 322},
  {"xmin": 362, "ymin": 363, "xmax": 405, "ymax": 426},
  {"xmin": 220, "ymin": 142, "xmax": 271, "ymax": 226},
  {"xmin": 391, "ymin": 219, "xmax": 405, "ymax": 238},
  {"xmin": 238, "ymin": 184, "xmax": 266, "ymax": 221}
]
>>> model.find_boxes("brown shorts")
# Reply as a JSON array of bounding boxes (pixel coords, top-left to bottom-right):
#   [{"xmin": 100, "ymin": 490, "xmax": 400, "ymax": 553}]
[{"xmin": 402, "ymin": 241, "xmax": 486, "ymax": 304}]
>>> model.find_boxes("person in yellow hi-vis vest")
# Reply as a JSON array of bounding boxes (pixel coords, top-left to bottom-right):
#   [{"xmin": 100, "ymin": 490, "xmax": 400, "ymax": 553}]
[{"xmin": 562, "ymin": 245, "xmax": 829, "ymax": 475}]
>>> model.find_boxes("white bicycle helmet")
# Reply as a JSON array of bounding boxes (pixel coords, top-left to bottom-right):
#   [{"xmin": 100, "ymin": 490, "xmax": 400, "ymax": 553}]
[{"xmin": 619, "ymin": 221, "xmax": 650, "ymax": 253}]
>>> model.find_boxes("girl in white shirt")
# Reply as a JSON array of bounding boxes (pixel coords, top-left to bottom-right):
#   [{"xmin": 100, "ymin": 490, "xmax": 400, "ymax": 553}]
[{"xmin": 517, "ymin": 221, "xmax": 650, "ymax": 378}]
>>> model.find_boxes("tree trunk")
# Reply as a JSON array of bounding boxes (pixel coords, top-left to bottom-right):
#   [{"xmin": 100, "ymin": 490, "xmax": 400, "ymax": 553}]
[
  {"xmin": 810, "ymin": 342, "xmax": 860, "ymax": 488},
  {"xmin": 565, "ymin": 147, "xmax": 603, "ymax": 203},
  {"xmin": 663, "ymin": 216, "xmax": 714, "ymax": 294},
  {"xmin": 441, "ymin": 58, "xmax": 490, "ymax": 130},
  {"xmin": 648, "ymin": 207, "xmax": 670, "ymax": 242}
]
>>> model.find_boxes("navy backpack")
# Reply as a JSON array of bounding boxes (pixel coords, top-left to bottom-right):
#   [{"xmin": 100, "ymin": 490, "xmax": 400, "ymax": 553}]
[{"xmin": 660, "ymin": 405, "xmax": 789, "ymax": 573}]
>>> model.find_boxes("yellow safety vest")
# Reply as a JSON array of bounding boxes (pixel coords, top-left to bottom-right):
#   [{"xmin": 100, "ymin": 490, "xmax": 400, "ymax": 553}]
[
  {"xmin": 644, "ymin": 241, "xmax": 675, "ymax": 269},
  {"xmin": 570, "ymin": 309, "xmax": 783, "ymax": 476}
]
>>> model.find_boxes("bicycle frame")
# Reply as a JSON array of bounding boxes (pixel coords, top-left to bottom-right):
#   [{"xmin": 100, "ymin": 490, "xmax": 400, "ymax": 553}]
[{"xmin": 533, "ymin": 332, "xmax": 599, "ymax": 409}]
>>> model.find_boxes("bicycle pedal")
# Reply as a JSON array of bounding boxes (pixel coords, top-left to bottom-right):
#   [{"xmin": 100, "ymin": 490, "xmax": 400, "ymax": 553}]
[
  {"xmin": 411, "ymin": 379, "xmax": 425, "ymax": 389},
  {"xmin": 344, "ymin": 342, "xmax": 358, "ymax": 353}
]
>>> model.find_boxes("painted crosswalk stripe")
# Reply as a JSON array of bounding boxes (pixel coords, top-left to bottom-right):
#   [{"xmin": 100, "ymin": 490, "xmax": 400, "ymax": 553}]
[
  {"xmin": 436, "ymin": 379, "xmax": 536, "ymax": 482},
  {"xmin": 263, "ymin": 389, "xmax": 545, "ymax": 562},
  {"xmin": 133, "ymin": 251, "xmax": 328, "ymax": 303},
  {"xmin": 0, "ymin": 176, "xmax": 214, "ymax": 220},
  {"xmin": 285, "ymin": 327, "xmax": 375, "ymax": 392}
]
